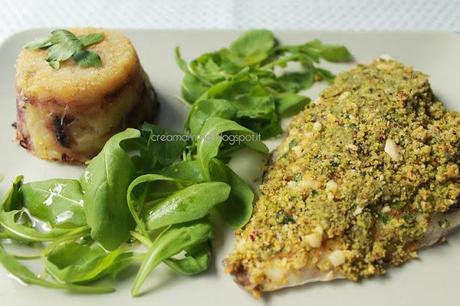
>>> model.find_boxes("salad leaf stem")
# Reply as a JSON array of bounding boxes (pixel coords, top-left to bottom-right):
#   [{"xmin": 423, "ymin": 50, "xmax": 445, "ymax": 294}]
[
  {"xmin": 0, "ymin": 243, "xmax": 114, "ymax": 293},
  {"xmin": 131, "ymin": 221, "xmax": 212, "ymax": 296}
]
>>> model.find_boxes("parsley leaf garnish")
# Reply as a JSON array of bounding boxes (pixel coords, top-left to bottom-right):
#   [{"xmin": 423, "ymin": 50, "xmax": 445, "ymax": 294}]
[
  {"xmin": 78, "ymin": 33, "xmax": 105, "ymax": 48},
  {"xmin": 24, "ymin": 29, "xmax": 104, "ymax": 69},
  {"xmin": 73, "ymin": 50, "xmax": 102, "ymax": 68}
]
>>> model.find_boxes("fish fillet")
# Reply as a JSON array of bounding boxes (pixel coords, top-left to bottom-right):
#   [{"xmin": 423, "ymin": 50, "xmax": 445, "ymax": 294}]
[{"xmin": 225, "ymin": 59, "xmax": 460, "ymax": 296}]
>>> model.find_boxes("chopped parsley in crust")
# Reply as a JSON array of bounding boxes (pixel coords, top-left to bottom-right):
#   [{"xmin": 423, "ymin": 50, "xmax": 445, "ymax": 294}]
[{"xmin": 225, "ymin": 59, "xmax": 460, "ymax": 296}]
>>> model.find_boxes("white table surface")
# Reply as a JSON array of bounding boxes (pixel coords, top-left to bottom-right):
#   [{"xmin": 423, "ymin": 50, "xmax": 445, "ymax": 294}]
[{"xmin": 0, "ymin": 0, "xmax": 459, "ymax": 42}]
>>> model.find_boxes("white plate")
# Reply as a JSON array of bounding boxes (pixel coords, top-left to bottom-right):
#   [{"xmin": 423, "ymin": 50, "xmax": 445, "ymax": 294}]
[{"xmin": 0, "ymin": 30, "xmax": 460, "ymax": 306}]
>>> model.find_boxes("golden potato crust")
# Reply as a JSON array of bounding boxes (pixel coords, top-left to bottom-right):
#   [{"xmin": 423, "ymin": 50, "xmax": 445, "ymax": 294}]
[
  {"xmin": 15, "ymin": 28, "xmax": 158, "ymax": 163},
  {"xmin": 16, "ymin": 28, "xmax": 141, "ymax": 106}
]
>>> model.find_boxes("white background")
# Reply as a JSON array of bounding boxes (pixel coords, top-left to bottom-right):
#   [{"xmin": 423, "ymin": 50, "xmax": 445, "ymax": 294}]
[
  {"xmin": 1, "ymin": 1, "xmax": 460, "ymax": 305},
  {"xmin": 0, "ymin": 0, "xmax": 459, "ymax": 42}
]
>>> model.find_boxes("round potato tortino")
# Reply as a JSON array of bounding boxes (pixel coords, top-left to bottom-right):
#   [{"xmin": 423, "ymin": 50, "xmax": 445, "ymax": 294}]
[{"xmin": 15, "ymin": 28, "xmax": 158, "ymax": 163}]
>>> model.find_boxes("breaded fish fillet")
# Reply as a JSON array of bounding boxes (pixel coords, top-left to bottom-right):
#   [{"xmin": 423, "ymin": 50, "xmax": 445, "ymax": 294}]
[{"xmin": 225, "ymin": 59, "xmax": 460, "ymax": 296}]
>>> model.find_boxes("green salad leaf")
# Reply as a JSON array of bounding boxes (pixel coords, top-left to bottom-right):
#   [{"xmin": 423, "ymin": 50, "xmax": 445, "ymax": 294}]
[
  {"xmin": 131, "ymin": 123, "xmax": 187, "ymax": 174},
  {"xmin": 131, "ymin": 220, "xmax": 212, "ymax": 296},
  {"xmin": 0, "ymin": 209, "xmax": 87, "ymax": 242},
  {"xmin": 276, "ymin": 71, "xmax": 314, "ymax": 93},
  {"xmin": 80, "ymin": 128, "xmax": 140, "ymax": 250},
  {"xmin": 163, "ymin": 242, "xmax": 210, "ymax": 275},
  {"xmin": 276, "ymin": 92, "xmax": 310, "ymax": 117},
  {"xmin": 145, "ymin": 182, "xmax": 230, "ymax": 230},
  {"xmin": 160, "ymin": 160, "xmax": 205, "ymax": 183},
  {"xmin": 0, "ymin": 243, "xmax": 114, "ymax": 293},
  {"xmin": 209, "ymin": 159, "xmax": 255, "ymax": 228},
  {"xmin": 1, "ymin": 175, "xmax": 23, "ymax": 212},
  {"xmin": 44, "ymin": 240, "xmax": 126, "ymax": 284},
  {"xmin": 127, "ymin": 174, "xmax": 179, "ymax": 235},
  {"xmin": 229, "ymin": 29, "xmax": 276, "ymax": 66},
  {"xmin": 177, "ymin": 29, "xmax": 352, "ymax": 139},
  {"xmin": 21, "ymin": 179, "xmax": 86, "ymax": 228},
  {"xmin": 187, "ymin": 99, "xmax": 237, "ymax": 135},
  {"xmin": 197, "ymin": 117, "xmax": 268, "ymax": 180}
]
